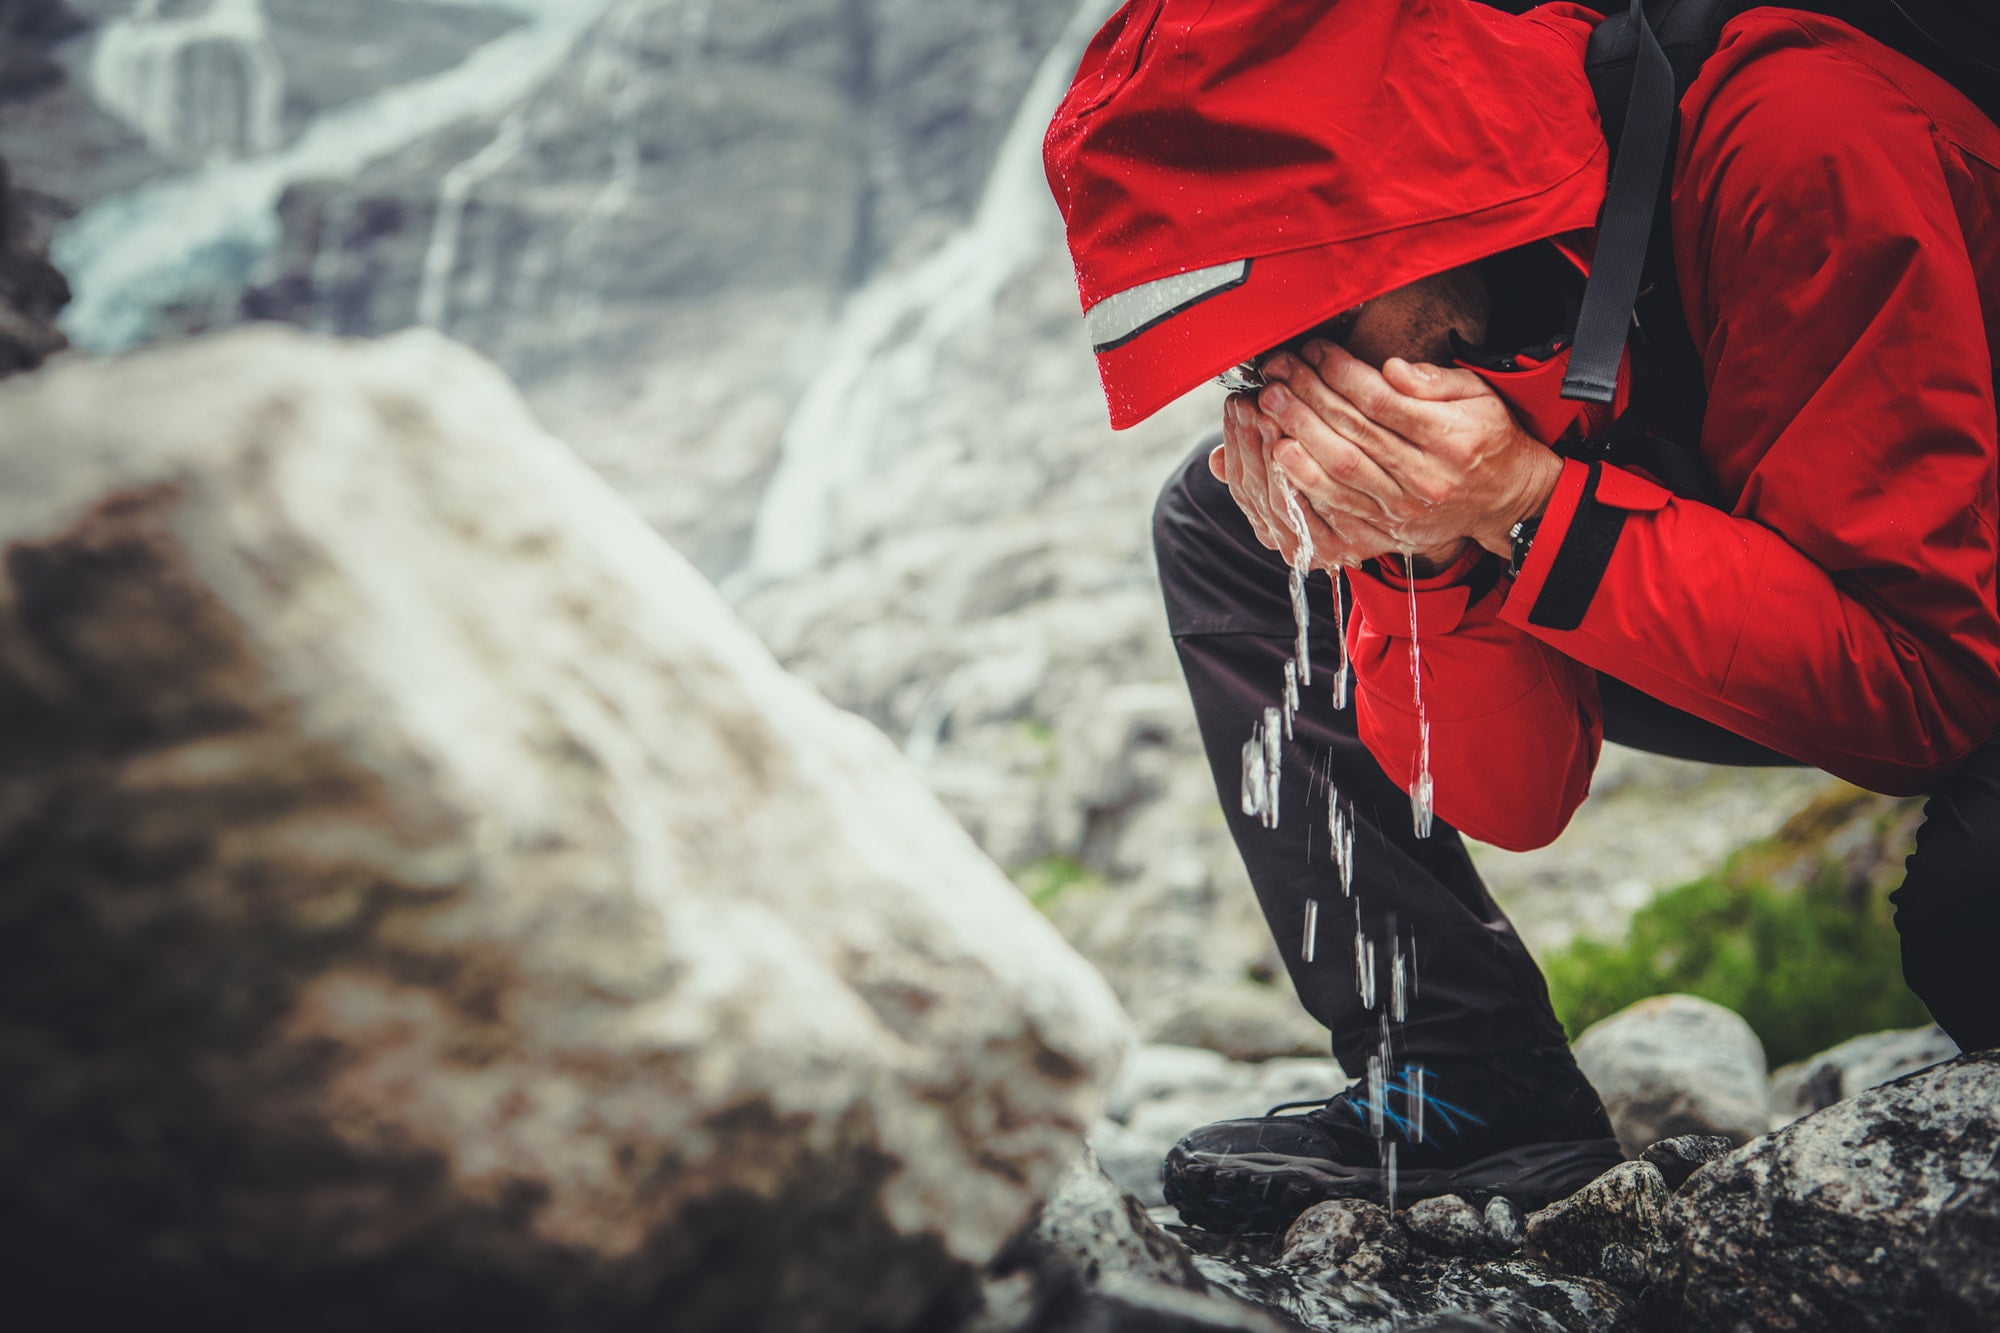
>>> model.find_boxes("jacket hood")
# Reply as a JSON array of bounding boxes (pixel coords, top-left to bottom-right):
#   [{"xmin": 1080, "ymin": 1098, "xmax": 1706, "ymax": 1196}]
[{"xmin": 1044, "ymin": 0, "xmax": 1612, "ymax": 429}]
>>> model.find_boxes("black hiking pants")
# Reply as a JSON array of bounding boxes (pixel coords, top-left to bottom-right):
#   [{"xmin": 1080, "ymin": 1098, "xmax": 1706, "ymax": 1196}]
[{"xmin": 1154, "ymin": 440, "xmax": 2000, "ymax": 1070}]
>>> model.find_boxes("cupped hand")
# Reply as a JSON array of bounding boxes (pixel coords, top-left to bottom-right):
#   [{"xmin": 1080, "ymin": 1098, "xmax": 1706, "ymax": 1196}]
[
  {"xmin": 1213, "ymin": 391, "xmax": 1407, "ymax": 569},
  {"xmin": 1254, "ymin": 342, "xmax": 1564, "ymax": 565}
]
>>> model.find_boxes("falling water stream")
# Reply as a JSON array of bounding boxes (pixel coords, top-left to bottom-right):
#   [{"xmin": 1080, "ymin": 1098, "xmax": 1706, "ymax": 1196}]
[
  {"xmin": 1405, "ymin": 559, "xmax": 1436, "ymax": 839},
  {"xmin": 1240, "ymin": 484, "xmax": 1441, "ymax": 1209}
]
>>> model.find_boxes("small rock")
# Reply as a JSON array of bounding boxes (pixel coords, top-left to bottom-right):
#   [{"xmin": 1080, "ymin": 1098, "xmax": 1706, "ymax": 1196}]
[
  {"xmin": 1766, "ymin": 1023, "xmax": 1959, "ymax": 1127},
  {"xmin": 1572, "ymin": 994, "xmax": 1770, "ymax": 1156},
  {"xmin": 1482, "ymin": 1196, "xmax": 1524, "ymax": 1252},
  {"xmin": 1525, "ymin": 1161, "xmax": 1670, "ymax": 1290},
  {"xmin": 1280, "ymin": 1198, "xmax": 1413, "ymax": 1280},
  {"xmin": 1596, "ymin": 1242, "xmax": 1650, "ymax": 1291},
  {"xmin": 1403, "ymin": 1194, "xmax": 1488, "ymax": 1256},
  {"xmin": 1639, "ymin": 1135, "xmax": 1734, "ymax": 1191}
]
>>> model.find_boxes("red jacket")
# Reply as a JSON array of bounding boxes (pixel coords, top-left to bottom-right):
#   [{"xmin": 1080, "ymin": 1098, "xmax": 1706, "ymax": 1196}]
[{"xmin": 1352, "ymin": 8, "xmax": 2000, "ymax": 850}]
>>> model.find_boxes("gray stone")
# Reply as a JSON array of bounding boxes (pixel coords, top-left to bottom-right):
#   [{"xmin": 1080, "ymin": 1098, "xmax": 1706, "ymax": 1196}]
[
  {"xmin": 1572, "ymin": 994, "xmax": 1770, "ymax": 1156},
  {"xmin": 0, "ymin": 327, "xmax": 1130, "ymax": 1330},
  {"xmin": 1767, "ymin": 1023, "xmax": 1960, "ymax": 1127},
  {"xmin": 1657, "ymin": 1052, "xmax": 2000, "ymax": 1331},
  {"xmin": 1280, "ymin": 1197, "xmax": 1413, "ymax": 1281},
  {"xmin": 1403, "ymin": 1194, "xmax": 1489, "ymax": 1257},
  {"xmin": 1639, "ymin": 1135, "xmax": 1735, "ymax": 1191},
  {"xmin": 1482, "ymin": 1196, "xmax": 1525, "ymax": 1252},
  {"xmin": 1524, "ymin": 1162, "xmax": 1670, "ymax": 1291}
]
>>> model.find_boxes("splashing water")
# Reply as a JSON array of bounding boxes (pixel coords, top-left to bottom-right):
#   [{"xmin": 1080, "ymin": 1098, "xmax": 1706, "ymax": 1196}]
[
  {"xmin": 1408, "ymin": 1063, "xmax": 1427, "ymax": 1145},
  {"xmin": 1404, "ymin": 558, "xmax": 1435, "ymax": 838},
  {"xmin": 1278, "ymin": 478, "xmax": 1315, "ymax": 688},
  {"xmin": 1331, "ymin": 570, "xmax": 1352, "ymax": 710},
  {"xmin": 1376, "ymin": 1009, "xmax": 1397, "ymax": 1207},
  {"xmin": 1354, "ymin": 925, "xmax": 1376, "ymax": 1009},
  {"xmin": 1283, "ymin": 658, "xmax": 1300, "ymax": 739},
  {"xmin": 1391, "ymin": 935, "xmax": 1409, "ymax": 1023},
  {"xmin": 1262, "ymin": 707, "xmax": 1283, "ymax": 825},
  {"xmin": 1365, "ymin": 1052, "xmax": 1387, "ymax": 1138},
  {"xmin": 1240, "ymin": 708, "xmax": 1283, "ymax": 829},
  {"xmin": 1301, "ymin": 897, "xmax": 1320, "ymax": 963},
  {"xmin": 1329, "ymin": 789, "xmax": 1355, "ymax": 896}
]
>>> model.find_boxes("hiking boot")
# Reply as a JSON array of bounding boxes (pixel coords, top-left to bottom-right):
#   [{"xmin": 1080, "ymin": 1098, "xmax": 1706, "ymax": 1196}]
[{"xmin": 1161, "ymin": 1046, "xmax": 1624, "ymax": 1234}]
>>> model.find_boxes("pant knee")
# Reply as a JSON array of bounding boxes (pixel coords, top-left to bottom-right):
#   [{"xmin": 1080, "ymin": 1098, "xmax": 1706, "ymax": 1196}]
[{"xmin": 1151, "ymin": 435, "xmax": 1228, "ymax": 568}]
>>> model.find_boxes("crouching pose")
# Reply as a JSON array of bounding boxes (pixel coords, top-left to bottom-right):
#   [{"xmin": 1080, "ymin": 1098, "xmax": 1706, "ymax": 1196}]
[{"xmin": 1042, "ymin": 0, "xmax": 2000, "ymax": 1231}]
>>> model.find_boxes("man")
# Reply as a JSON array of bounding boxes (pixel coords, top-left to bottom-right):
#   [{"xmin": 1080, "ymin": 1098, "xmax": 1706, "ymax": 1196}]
[{"xmin": 1042, "ymin": 0, "xmax": 2000, "ymax": 1233}]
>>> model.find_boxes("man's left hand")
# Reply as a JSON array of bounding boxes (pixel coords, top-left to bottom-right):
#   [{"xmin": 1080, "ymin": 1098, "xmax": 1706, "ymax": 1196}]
[{"xmin": 1255, "ymin": 342, "xmax": 1564, "ymax": 564}]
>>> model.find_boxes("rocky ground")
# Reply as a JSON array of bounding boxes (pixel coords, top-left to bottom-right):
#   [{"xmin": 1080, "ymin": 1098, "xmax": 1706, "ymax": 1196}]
[{"xmin": 1026, "ymin": 1013, "xmax": 1981, "ymax": 1332}]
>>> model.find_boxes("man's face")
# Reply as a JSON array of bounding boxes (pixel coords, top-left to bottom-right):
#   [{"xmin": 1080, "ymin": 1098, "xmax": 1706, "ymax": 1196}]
[{"xmin": 1226, "ymin": 263, "xmax": 1490, "ymax": 389}]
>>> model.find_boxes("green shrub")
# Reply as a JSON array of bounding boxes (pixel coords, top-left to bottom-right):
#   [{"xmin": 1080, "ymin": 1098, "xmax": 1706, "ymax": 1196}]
[
  {"xmin": 1012, "ymin": 855, "xmax": 1104, "ymax": 913},
  {"xmin": 1543, "ymin": 865, "xmax": 1930, "ymax": 1068}
]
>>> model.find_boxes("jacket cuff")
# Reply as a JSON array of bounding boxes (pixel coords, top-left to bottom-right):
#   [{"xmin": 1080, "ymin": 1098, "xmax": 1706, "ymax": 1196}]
[
  {"xmin": 1504, "ymin": 459, "xmax": 1670, "ymax": 630},
  {"xmin": 1351, "ymin": 547, "xmax": 1501, "ymax": 636}
]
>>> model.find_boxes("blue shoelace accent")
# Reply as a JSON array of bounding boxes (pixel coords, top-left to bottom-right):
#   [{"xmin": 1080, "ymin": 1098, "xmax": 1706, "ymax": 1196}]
[
  {"xmin": 1340, "ymin": 1066, "xmax": 1487, "ymax": 1144},
  {"xmin": 1267, "ymin": 1064, "xmax": 1490, "ymax": 1144}
]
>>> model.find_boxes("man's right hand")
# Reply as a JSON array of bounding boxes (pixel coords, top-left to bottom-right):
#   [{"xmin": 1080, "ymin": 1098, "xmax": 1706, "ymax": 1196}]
[{"xmin": 1214, "ymin": 391, "xmax": 1411, "ymax": 570}]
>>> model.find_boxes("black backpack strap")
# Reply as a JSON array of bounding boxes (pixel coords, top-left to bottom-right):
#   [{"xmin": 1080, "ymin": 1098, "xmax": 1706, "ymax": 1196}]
[{"xmin": 1564, "ymin": 0, "xmax": 1734, "ymax": 404}]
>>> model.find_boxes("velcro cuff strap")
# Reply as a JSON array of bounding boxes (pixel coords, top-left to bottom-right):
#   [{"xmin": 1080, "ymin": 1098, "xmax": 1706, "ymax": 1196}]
[{"xmin": 1527, "ymin": 462, "xmax": 1630, "ymax": 631}]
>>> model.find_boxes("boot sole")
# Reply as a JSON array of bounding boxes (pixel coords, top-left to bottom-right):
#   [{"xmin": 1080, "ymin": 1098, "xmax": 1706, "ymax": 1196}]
[{"xmin": 1162, "ymin": 1137, "xmax": 1626, "ymax": 1235}]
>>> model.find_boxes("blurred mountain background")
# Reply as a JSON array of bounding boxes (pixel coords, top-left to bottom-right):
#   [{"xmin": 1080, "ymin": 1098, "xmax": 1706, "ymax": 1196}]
[{"xmin": 1, "ymin": 0, "xmax": 1882, "ymax": 1060}]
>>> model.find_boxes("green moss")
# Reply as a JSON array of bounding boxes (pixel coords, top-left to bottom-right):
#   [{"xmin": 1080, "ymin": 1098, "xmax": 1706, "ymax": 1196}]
[
  {"xmin": 1012, "ymin": 855, "xmax": 1104, "ymax": 913},
  {"xmin": 1016, "ymin": 719, "xmax": 1057, "ymax": 747},
  {"xmin": 1544, "ymin": 863, "xmax": 1930, "ymax": 1068}
]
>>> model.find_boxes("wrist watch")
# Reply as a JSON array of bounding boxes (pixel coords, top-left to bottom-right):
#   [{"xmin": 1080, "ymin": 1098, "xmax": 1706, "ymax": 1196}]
[{"xmin": 1506, "ymin": 514, "xmax": 1542, "ymax": 578}]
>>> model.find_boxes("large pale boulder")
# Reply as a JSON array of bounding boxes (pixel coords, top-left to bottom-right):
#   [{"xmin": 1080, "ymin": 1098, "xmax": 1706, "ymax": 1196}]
[
  {"xmin": 0, "ymin": 327, "xmax": 1129, "ymax": 1329},
  {"xmin": 1657, "ymin": 1052, "xmax": 2000, "ymax": 1331},
  {"xmin": 1767, "ymin": 1023, "xmax": 1959, "ymax": 1127},
  {"xmin": 1572, "ymin": 994, "xmax": 1770, "ymax": 1157}
]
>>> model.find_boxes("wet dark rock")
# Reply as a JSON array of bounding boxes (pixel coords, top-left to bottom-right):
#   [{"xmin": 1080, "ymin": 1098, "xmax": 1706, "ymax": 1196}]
[
  {"xmin": 1429, "ymin": 1259, "xmax": 1642, "ymax": 1332},
  {"xmin": 1523, "ymin": 1162, "xmax": 1669, "ymax": 1291},
  {"xmin": 1281, "ymin": 1198, "xmax": 1415, "ymax": 1281},
  {"xmin": 1638, "ymin": 1135, "xmax": 1735, "ymax": 1191},
  {"xmin": 1655, "ymin": 1051, "xmax": 2000, "ymax": 1331},
  {"xmin": 976, "ymin": 1152, "xmax": 1293, "ymax": 1333},
  {"xmin": 1481, "ymin": 1197, "xmax": 1524, "ymax": 1253},
  {"xmin": 1571, "ymin": 995, "xmax": 1770, "ymax": 1156},
  {"xmin": 1402, "ymin": 1195, "xmax": 1488, "ymax": 1258}
]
